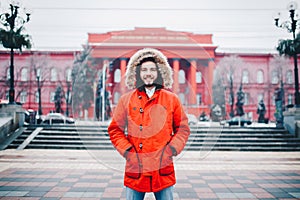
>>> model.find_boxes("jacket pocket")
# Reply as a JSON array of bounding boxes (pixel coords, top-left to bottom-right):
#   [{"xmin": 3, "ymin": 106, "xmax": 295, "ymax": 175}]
[
  {"xmin": 125, "ymin": 148, "xmax": 141, "ymax": 179},
  {"xmin": 159, "ymin": 145, "xmax": 174, "ymax": 176}
]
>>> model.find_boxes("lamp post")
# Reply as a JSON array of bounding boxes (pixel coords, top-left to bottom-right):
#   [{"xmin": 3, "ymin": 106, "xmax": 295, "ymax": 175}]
[
  {"xmin": 0, "ymin": 3, "xmax": 31, "ymax": 104},
  {"xmin": 101, "ymin": 63, "xmax": 107, "ymax": 122},
  {"xmin": 36, "ymin": 75, "xmax": 42, "ymax": 115},
  {"xmin": 66, "ymin": 81, "xmax": 71, "ymax": 117},
  {"xmin": 274, "ymin": 1, "xmax": 300, "ymax": 107}
]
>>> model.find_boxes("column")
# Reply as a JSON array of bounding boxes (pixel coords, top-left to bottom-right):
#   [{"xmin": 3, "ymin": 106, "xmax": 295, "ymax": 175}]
[
  {"xmin": 120, "ymin": 58, "xmax": 127, "ymax": 95},
  {"xmin": 189, "ymin": 59, "xmax": 197, "ymax": 105},
  {"xmin": 172, "ymin": 58, "xmax": 180, "ymax": 94},
  {"xmin": 207, "ymin": 58, "xmax": 214, "ymax": 105}
]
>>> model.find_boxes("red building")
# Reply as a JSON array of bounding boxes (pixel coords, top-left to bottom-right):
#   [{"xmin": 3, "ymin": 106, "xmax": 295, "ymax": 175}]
[
  {"xmin": 0, "ymin": 51, "xmax": 75, "ymax": 115},
  {"xmin": 0, "ymin": 27, "xmax": 298, "ymax": 121}
]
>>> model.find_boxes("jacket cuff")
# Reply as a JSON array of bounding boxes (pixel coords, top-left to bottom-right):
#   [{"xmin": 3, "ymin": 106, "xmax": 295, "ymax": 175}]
[
  {"xmin": 169, "ymin": 145, "xmax": 177, "ymax": 156},
  {"xmin": 123, "ymin": 146, "xmax": 133, "ymax": 158}
]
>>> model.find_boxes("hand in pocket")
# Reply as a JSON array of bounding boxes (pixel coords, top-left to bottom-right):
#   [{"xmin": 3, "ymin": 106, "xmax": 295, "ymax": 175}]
[
  {"xmin": 125, "ymin": 147, "xmax": 141, "ymax": 179},
  {"xmin": 159, "ymin": 145, "xmax": 174, "ymax": 176}
]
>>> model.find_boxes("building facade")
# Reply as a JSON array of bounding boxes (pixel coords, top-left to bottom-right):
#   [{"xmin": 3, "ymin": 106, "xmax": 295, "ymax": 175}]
[{"xmin": 0, "ymin": 28, "xmax": 298, "ymax": 121}]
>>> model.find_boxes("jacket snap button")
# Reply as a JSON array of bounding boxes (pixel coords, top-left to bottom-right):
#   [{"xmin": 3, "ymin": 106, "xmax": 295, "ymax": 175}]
[
  {"xmin": 139, "ymin": 108, "xmax": 144, "ymax": 113},
  {"xmin": 139, "ymin": 143, "xmax": 143, "ymax": 149},
  {"xmin": 139, "ymin": 124, "xmax": 143, "ymax": 131}
]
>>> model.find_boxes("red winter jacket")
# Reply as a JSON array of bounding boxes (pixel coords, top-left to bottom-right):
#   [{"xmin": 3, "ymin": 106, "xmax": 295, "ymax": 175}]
[{"xmin": 108, "ymin": 88, "xmax": 190, "ymax": 192}]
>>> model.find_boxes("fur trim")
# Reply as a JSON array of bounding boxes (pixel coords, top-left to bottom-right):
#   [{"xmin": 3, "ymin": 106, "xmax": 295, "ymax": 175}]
[{"xmin": 125, "ymin": 48, "xmax": 173, "ymax": 89}]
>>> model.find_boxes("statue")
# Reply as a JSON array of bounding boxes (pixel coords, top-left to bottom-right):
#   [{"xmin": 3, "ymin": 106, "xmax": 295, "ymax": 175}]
[
  {"xmin": 257, "ymin": 99, "xmax": 266, "ymax": 123},
  {"xmin": 235, "ymin": 84, "xmax": 245, "ymax": 117},
  {"xmin": 210, "ymin": 104, "xmax": 222, "ymax": 122},
  {"xmin": 274, "ymin": 87, "xmax": 284, "ymax": 128},
  {"xmin": 199, "ymin": 111, "xmax": 209, "ymax": 121}
]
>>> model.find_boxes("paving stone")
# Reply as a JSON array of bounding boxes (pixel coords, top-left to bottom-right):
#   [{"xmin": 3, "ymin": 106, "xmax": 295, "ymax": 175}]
[{"xmin": 0, "ymin": 149, "xmax": 300, "ymax": 199}]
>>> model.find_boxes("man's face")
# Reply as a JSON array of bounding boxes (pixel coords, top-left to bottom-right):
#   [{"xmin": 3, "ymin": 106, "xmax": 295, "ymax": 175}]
[{"xmin": 140, "ymin": 61, "xmax": 158, "ymax": 88}]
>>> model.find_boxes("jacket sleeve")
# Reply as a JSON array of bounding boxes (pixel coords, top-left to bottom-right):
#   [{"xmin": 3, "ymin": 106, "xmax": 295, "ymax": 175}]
[
  {"xmin": 108, "ymin": 96, "xmax": 133, "ymax": 157},
  {"xmin": 169, "ymin": 96, "xmax": 190, "ymax": 156}
]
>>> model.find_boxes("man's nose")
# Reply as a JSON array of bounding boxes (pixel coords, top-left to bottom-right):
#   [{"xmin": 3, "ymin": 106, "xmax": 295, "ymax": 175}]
[{"xmin": 145, "ymin": 69, "xmax": 153, "ymax": 74}]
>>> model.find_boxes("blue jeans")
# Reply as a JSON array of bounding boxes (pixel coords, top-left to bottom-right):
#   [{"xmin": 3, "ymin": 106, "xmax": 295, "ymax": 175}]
[{"xmin": 126, "ymin": 186, "xmax": 174, "ymax": 200}]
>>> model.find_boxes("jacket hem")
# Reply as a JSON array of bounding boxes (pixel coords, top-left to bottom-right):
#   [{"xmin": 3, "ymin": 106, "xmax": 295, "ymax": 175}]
[{"xmin": 124, "ymin": 181, "xmax": 175, "ymax": 193}]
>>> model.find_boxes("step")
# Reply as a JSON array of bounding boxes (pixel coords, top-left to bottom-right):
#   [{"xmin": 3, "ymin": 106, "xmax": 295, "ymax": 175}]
[{"xmin": 7, "ymin": 125, "xmax": 300, "ymax": 151}]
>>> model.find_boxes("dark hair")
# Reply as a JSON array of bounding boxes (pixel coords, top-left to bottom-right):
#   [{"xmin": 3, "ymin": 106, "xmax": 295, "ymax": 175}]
[{"xmin": 136, "ymin": 57, "xmax": 163, "ymax": 90}]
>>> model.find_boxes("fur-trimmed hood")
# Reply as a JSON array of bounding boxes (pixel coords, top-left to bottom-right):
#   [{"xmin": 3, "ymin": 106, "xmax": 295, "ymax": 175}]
[{"xmin": 125, "ymin": 48, "xmax": 173, "ymax": 89}]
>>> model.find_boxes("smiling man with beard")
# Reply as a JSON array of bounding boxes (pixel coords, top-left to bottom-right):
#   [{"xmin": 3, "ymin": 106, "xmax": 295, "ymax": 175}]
[{"xmin": 108, "ymin": 48, "xmax": 190, "ymax": 200}]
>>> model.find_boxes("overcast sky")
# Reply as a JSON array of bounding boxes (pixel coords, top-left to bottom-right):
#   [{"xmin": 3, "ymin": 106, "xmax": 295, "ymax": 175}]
[{"xmin": 1, "ymin": 0, "xmax": 299, "ymax": 53}]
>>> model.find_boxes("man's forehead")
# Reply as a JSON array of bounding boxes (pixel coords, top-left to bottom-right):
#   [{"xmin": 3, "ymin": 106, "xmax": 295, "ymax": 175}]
[{"xmin": 141, "ymin": 61, "xmax": 156, "ymax": 68}]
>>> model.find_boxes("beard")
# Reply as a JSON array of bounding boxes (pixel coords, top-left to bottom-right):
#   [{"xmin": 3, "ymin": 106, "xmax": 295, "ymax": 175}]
[{"xmin": 144, "ymin": 83, "xmax": 155, "ymax": 88}]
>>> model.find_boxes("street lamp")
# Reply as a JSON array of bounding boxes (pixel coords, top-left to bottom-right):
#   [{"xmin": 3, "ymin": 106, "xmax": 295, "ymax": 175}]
[
  {"xmin": 0, "ymin": 3, "xmax": 31, "ymax": 104},
  {"xmin": 274, "ymin": 1, "xmax": 300, "ymax": 107},
  {"xmin": 36, "ymin": 75, "xmax": 42, "ymax": 115},
  {"xmin": 66, "ymin": 81, "xmax": 71, "ymax": 117}
]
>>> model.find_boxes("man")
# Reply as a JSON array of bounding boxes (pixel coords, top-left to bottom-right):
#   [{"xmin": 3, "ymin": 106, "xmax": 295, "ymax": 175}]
[{"xmin": 108, "ymin": 48, "xmax": 190, "ymax": 200}]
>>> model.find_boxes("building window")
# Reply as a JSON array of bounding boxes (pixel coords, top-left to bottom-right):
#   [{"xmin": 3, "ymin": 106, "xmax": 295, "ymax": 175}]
[
  {"xmin": 51, "ymin": 68, "xmax": 57, "ymax": 82},
  {"xmin": 288, "ymin": 94, "xmax": 293, "ymax": 105},
  {"xmin": 35, "ymin": 91, "xmax": 39, "ymax": 103},
  {"xmin": 257, "ymin": 70, "xmax": 264, "ymax": 84},
  {"xmin": 6, "ymin": 68, "xmax": 10, "ymax": 80},
  {"xmin": 113, "ymin": 92, "xmax": 120, "ymax": 104},
  {"xmin": 196, "ymin": 71, "xmax": 202, "ymax": 83},
  {"xmin": 286, "ymin": 70, "xmax": 293, "ymax": 84},
  {"xmin": 272, "ymin": 95, "xmax": 276, "ymax": 105},
  {"xmin": 179, "ymin": 93, "xmax": 185, "ymax": 104},
  {"xmin": 50, "ymin": 92, "xmax": 55, "ymax": 103},
  {"xmin": 242, "ymin": 70, "xmax": 249, "ymax": 84},
  {"xmin": 271, "ymin": 70, "xmax": 279, "ymax": 84},
  {"xmin": 196, "ymin": 93, "xmax": 202, "ymax": 105},
  {"xmin": 20, "ymin": 91, "xmax": 27, "ymax": 103},
  {"xmin": 228, "ymin": 95, "xmax": 233, "ymax": 105},
  {"xmin": 66, "ymin": 68, "xmax": 72, "ymax": 82},
  {"xmin": 257, "ymin": 94, "xmax": 264, "ymax": 103},
  {"xmin": 114, "ymin": 69, "xmax": 121, "ymax": 83},
  {"xmin": 36, "ymin": 68, "xmax": 42, "ymax": 80},
  {"xmin": 244, "ymin": 93, "xmax": 249, "ymax": 105},
  {"xmin": 178, "ymin": 69, "xmax": 185, "ymax": 84},
  {"xmin": 21, "ymin": 68, "xmax": 28, "ymax": 81}
]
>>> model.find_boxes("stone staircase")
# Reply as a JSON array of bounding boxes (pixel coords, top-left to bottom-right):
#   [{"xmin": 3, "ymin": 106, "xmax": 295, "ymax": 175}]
[{"xmin": 6, "ymin": 123, "xmax": 300, "ymax": 151}]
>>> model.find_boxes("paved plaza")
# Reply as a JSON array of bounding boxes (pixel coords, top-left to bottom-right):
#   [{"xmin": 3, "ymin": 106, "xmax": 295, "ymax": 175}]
[{"xmin": 0, "ymin": 149, "xmax": 299, "ymax": 199}]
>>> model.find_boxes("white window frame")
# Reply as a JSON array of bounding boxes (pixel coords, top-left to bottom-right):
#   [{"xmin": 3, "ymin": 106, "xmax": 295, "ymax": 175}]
[
  {"xmin": 113, "ymin": 92, "xmax": 120, "ymax": 104},
  {"xmin": 242, "ymin": 70, "xmax": 249, "ymax": 84},
  {"xmin": 196, "ymin": 71, "xmax": 202, "ymax": 83},
  {"xmin": 271, "ymin": 70, "xmax": 279, "ymax": 84},
  {"xmin": 178, "ymin": 70, "xmax": 185, "ymax": 84},
  {"xmin": 114, "ymin": 69, "xmax": 121, "ymax": 83},
  {"xmin": 6, "ymin": 68, "xmax": 10, "ymax": 80},
  {"xmin": 20, "ymin": 91, "xmax": 27, "ymax": 103},
  {"xmin": 66, "ymin": 68, "xmax": 72, "ymax": 82},
  {"xmin": 51, "ymin": 68, "xmax": 57, "ymax": 82},
  {"xmin": 257, "ymin": 70, "xmax": 264, "ymax": 84},
  {"xmin": 21, "ymin": 68, "xmax": 28, "ymax": 81},
  {"xmin": 286, "ymin": 70, "xmax": 293, "ymax": 84},
  {"xmin": 50, "ymin": 92, "xmax": 55, "ymax": 103},
  {"xmin": 35, "ymin": 91, "xmax": 39, "ymax": 103}
]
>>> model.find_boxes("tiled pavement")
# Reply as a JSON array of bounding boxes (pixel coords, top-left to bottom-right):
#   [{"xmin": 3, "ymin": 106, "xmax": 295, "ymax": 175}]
[{"xmin": 0, "ymin": 149, "xmax": 300, "ymax": 199}]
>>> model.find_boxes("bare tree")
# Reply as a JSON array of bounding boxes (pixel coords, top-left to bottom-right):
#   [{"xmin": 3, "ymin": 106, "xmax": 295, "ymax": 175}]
[
  {"xmin": 71, "ymin": 45, "xmax": 97, "ymax": 119},
  {"xmin": 215, "ymin": 55, "xmax": 244, "ymax": 118},
  {"xmin": 0, "ymin": 58, "xmax": 10, "ymax": 99},
  {"xmin": 270, "ymin": 55, "xmax": 291, "ymax": 125},
  {"xmin": 270, "ymin": 55, "xmax": 290, "ymax": 83},
  {"xmin": 26, "ymin": 52, "xmax": 50, "ymax": 114}
]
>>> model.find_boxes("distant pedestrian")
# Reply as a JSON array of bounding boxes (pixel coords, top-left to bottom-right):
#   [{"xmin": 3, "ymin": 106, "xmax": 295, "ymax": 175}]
[{"xmin": 108, "ymin": 48, "xmax": 190, "ymax": 200}]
